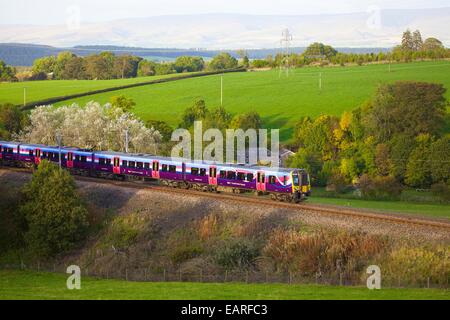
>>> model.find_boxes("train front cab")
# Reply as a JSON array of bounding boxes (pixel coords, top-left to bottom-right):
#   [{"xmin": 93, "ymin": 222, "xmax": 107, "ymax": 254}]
[{"xmin": 291, "ymin": 169, "xmax": 311, "ymax": 202}]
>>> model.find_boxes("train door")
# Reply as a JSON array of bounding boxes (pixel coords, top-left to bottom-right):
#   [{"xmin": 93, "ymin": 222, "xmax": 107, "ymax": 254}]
[
  {"xmin": 67, "ymin": 152, "xmax": 74, "ymax": 168},
  {"xmin": 257, "ymin": 171, "xmax": 266, "ymax": 191},
  {"xmin": 208, "ymin": 166, "xmax": 217, "ymax": 185},
  {"xmin": 113, "ymin": 157, "xmax": 121, "ymax": 174},
  {"xmin": 152, "ymin": 161, "xmax": 160, "ymax": 179},
  {"xmin": 182, "ymin": 163, "xmax": 186, "ymax": 180},
  {"xmin": 34, "ymin": 148, "xmax": 41, "ymax": 165}
]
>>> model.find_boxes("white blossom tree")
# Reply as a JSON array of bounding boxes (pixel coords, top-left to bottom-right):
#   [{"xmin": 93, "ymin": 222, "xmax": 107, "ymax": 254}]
[{"xmin": 18, "ymin": 101, "xmax": 162, "ymax": 154}]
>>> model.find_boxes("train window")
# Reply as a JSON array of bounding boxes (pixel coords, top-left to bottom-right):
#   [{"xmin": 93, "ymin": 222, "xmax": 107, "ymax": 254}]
[
  {"xmin": 283, "ymin": 176, "xmax": 288, "ymax": 186},
  {"xmin": 144, "ymin": 163, "xmax": 150, "ymax": 169},
  {"xmin": 106, "ymin": 158, "xmax": 111, "ymax": 166},
  {"xmin": 269, "ymin": 176, "xmax": 276, "ymax": 184},
  {"xmin": 191, "ymin": 167, "xmax": 199, "ymax": 175},
  {"xmin": 129, "ymin": 161, "xmax": 136, "ymax": 168},
  {"xmin": 9, "ymin": 148, "xmax": 14, "ymax": 153},
  {"xmin": 81, "ymin": 156, "xmax": 87, "ymax": 163},
  {"xmin": 246, "ymin": 173, "xmax": 254, "ymax": 182},
  {"xmin": 136, "ymin": 162, "xmax": 143, "ymax": 169},
  {"xmin": 237, "ymin": 172, "xmax": 246, "ymax": 181},
  {"xmin": 258, "ymin": 173, "xmax": 265, "ymax": 183},
  {"xmin": 29, "ymin": 150, "xmax": 33, "ymax": 156},
  {"xmin": 227, "ymin": 171, "xmax": 236, "ymax": 180},
  {"xmin": 169, "ymin": 165, "xmax": 176, "ymax": 173},
  {"xmin": 99, "ymin": 158, "xmax": 105, "ymax": 165},
  {"xmin": 153, "ymin": 162, "xmax": 159, "ymax": 171},
  {"xmin": 200, "ymin": 168, "xmax": 206, "ymax": 176},
  {"xmin": 162, "ymin": 164, "xmax": 168, "ymax": 172},
  {"xmin": 75, "ymin": 155, "xmax": 80, "ymax": 162},
  {"xmin": 219, "ymin": 170, "xmax": 226, "ymax": 179},
  {"xmin": 122, "ymin": 160, "xmax": 128, "ymax": 167}
]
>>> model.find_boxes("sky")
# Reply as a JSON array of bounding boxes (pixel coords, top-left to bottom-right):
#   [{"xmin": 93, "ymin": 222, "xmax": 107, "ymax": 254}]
[{"xmin": 1, "ymin": 0, "xmax": 450, "ymax": 25}]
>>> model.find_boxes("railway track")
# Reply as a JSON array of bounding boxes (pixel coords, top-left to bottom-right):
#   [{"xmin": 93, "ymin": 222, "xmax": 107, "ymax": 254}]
[{"xmin": 2, "ymin": 166, "xmax": 450, "ymax": 231}]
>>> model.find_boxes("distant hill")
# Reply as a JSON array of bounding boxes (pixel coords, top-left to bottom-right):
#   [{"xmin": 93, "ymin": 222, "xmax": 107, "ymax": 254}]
[
  {"xmin": 0, "ymin": 43, "xmax": 390, "ymax": 66},
  {"xmin": 0, "ymin": 8, "xmax": 449, "ymax": 50}
]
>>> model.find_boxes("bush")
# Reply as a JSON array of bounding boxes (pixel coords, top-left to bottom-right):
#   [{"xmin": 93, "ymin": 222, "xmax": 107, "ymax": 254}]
[
  {"xmin": 103, "ymin": 215, "xmax": 141, "ymax": 250},
  {"xmin": 431, "ymin": 182, "xmax": 450, "ymax": 202},
  {"xmin": 263, "ymin": 228, "xmax": 388, "ymax": 279},
  {"xmin": 358, "ymin": 174, "xmax": 403, "ymax": 200},
  {"xmin": 170, "ymin": 245, "xmax": 203, "ymax": 265},
  {"xmin": 214, "ymin": 239, "xmax": 260, "ymax": 270},
  {"xmin": 383, "ymin": 246, "xmax": 449, "ymax": 286},
  {"xmin": 326, "ymin": 172, "xmax": 349, "ymax": 194}
]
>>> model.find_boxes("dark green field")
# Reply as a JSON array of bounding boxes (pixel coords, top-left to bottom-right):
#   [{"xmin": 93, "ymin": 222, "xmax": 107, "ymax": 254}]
[{"xmin": 0, "ymin": 270, "xmax": 448, "ymax": 300}]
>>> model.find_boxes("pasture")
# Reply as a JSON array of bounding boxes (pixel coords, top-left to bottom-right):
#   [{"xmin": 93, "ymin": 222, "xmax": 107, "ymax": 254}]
[
  {"xmin": 0, "ymin": 72, "xmax": 200, "ymax": 106},
  {"xmin": 44, "ymin": 61, "xmax": 450, "ymax": 141},
  {"xmin": 0, "ymin": 270, "xmax": 448, "ymax": 300}
]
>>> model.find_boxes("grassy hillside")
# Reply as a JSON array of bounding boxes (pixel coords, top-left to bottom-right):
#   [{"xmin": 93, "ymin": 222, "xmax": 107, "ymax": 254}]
[
  {"xmin": 0, "ymin": 72, "xmax": 201, "ymax": 106},
  {"xmin": 1, "ymin": 270, "xmax": 448, "ymax": 300},
  {"xmin": 49, "ymin": 61, "xmax": 450, "ymax": 141}
]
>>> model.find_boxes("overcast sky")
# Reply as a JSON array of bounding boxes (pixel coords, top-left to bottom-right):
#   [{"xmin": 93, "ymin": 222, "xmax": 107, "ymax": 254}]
[{"xmin": 1, "ymin": 0, "xmax": 449, "ymax": 25}]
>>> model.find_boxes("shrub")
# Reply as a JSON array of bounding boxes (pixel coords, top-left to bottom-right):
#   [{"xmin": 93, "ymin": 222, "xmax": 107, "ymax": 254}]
[
  {"xmin": 263, "ymin": 228, "xmax": 388, "ymax": 279},
  {"xmin": 170, "ymin": 245, "xmax": 203, "ymax": 265},
  {"xmin": 383, "ymin": 246, "xmax": 450, "ymax": 286},
  {"xmin": 214, "ymin": 239, "xmax": 260, "ymax": 270},
  {"xmin": 103, "ymin": 215, "xmax": 141, "ymax": 251},
  {"xmin": 431, "ymin": 182, "xmax": 450, "ymax": 202},
  {"xmin": 358, "ymin": 174, "xmax": 402, "ymax": 200}
]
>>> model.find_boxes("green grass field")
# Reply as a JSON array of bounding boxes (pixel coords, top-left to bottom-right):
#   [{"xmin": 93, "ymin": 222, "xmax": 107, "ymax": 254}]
[
  {"xmin": 45, "ymin": 61, "xmax": 450, "ymax": 141},
  {"xmin": 308, "ymin": 197, "xmax": 450, "ymax": 219},
  {"xmin": 0, "ymin": 270, "xmax": 448, "ymax": 300},
  {"xmin": 0, "ymin": 72, "xmax": 200, "ymax": 106}
]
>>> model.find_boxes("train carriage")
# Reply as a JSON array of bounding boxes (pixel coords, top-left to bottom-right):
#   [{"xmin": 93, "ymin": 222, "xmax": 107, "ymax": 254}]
[{"xmin": 0, "ymin": 140, "xmax": 311, "ymax": 203}]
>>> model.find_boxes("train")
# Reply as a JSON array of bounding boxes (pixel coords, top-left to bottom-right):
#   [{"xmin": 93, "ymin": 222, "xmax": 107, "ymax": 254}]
[{"xmin": 0, "ymin": 140, "xmax": 311, "ymax": 203}]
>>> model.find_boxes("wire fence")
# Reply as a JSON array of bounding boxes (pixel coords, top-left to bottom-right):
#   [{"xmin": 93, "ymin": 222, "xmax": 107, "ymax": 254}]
[{"xmin": 2, "ymin": 262, "xmax": 448, "ymax": 290}]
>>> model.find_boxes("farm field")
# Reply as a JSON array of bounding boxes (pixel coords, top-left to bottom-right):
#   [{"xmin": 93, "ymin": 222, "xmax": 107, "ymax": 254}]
[
  {"xmin": 49, "ymin": 60, "xmax": 450, "ymax": 141},
  {"xmin": 0, "ymin": 71, "xmax": 201, "ymax": 106},
  {"xmin": 308, "ymin": 196, "xmax": 450, "ymax": 220},
  {"xmin": 0, "ymin": 270, "xmax": 448, "ymax": 300}
]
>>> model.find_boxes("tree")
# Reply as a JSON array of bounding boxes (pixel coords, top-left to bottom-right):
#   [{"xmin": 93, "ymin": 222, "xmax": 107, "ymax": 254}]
[
  {"xmin": 173, "ymin": 56, "xmax": 204, "ymax": 73},
  {"xmin": 412, "ymin": 30, "xmax": 423, "ymax": 51},
  {"xmin": 204, "ymin": 106, "xmax": 232, "ymax": 130},
  {"xmin": 429, "ymin": 136, "xmax": 450, "ymax": 183},
  {"xmin": 209, "ymin": 53, "xmax": 238, "ymax": 71},
  {"xmin": 0, "ymin": 60, "xmax": 16, "ymax": 81},
  {"xmin": 113, "ymin": 55, "xmax": 141, "ymax": 79},
  {"xmin": 304, "ymin": 43, "xmax": 337, "ymax": 59},
  {"xmin": 145, "ymin": 120, "xmax": 173, "ymax": 142},
  {"xmin": 110, "ymin": 95, "xmax": 136, "ymax": 112},
  {"xmin": 19, "ymin": 102, "xmax": 161, "ymax": 154},
  {"xmin": 374, "ymin": 143, "xmax": 392, "ymax": 176},
  {"xmin": 388, "ymin": 133, "xmax": 416, "ymax": 181},
  {"xmin": 230, "ymin": 111, "xmax": 262, "ymax": 130},
  {"xmin": 59, "ymin": 56, "xmax": 86, "ymax": 80},
  {"xmin": 364, "ymin": 81, "xmax": 447, "ymax": 142},
  {"xmin": 0, "ymin": 103, "xmax": 25, "ymax": 139},
  {"xmin": 137, "ymin": 60, "xmax": 156, "ymax": 77},
  {"xmin": 179, "ymin": 99, "xmax": 209, "ymax": 128},
  {"xmin": 53, "ymin": 51, "xmax": 76, "ymax": 79},
  {"xmin": 19, "ymin": 161, "xmax": 89, "ymax": 257},
  {"xmin": 32, "ymin": 56, "xmax": 56, "ymax": 74},
  {"xmin": 423, "ymin": 37, "xmax": 444, "ymax": 51},
  {"xmin": 405, "ymin": 134, "xmax": 433, "ymax": 188},
  {"xmin": 84, "ymin": 52, "xmax": 115, "ymax": 80},
  {"xmin": 401, "ymin": 29, "xmax": 414, "ymax": 51}
]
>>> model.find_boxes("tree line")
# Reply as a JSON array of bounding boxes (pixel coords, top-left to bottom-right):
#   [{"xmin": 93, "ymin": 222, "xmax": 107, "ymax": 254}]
[
  {"xmin": 251, "ymin": 29, "xmax": 449, "ymax": 69},
  {"xmin": 5, "ymin": 52, "xmax": 238, "ymax": 82}
]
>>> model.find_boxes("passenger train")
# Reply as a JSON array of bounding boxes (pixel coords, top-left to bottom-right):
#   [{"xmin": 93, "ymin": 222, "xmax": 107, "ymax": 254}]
[{"xmin": 0, "ymin": 140, "xmax": 311, "ymax": 203}]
